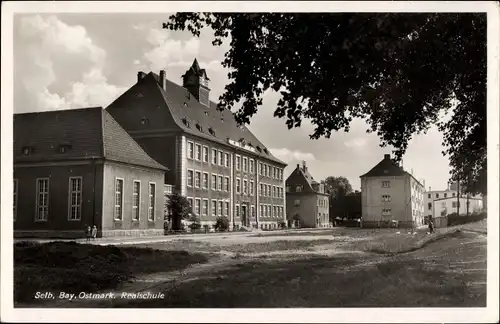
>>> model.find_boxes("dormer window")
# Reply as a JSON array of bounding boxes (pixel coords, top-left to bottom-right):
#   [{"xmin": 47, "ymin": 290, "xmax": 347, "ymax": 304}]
[
  {"xmin": 22, "ymin": 146, "xmax": 33, "ymax": 155},
  {"xmin": 58, "ymin": 144, "xmax": 72, "ymax": 154},
  {"xmin": 263, "ymin": 148, "xmax": 269, "ymax": 154},
  {"xmin": 208, "ymin": 127, "xmax": 215, "ymax": 136},
  {"xmin": 196, "ymin": 123, "xmax": 203, "ymax": 132},
  {"xmin": 204, "ymin": 111, "xmax": 208, "ymax": 116},
  {"xmin": 182, "ymin": 117, "xmax": 190, "ymax": 127},
  {"xmin": 220, "ymin": 117, "xmax": 224, "ymax": 122},
  {"xmin": 239, "ymin": 138, "xmax": 246, "ymax": 145},
  {"xmin": 141, "ymin": 117, "xmax": 149, "ymax": 125},
  {"xmin": 183, "ymin": 102, "xmax": 188, "ymax": 108},
  {"xmin": 256, "ymin": 146, "xmax": 262, "ymax": 152}
]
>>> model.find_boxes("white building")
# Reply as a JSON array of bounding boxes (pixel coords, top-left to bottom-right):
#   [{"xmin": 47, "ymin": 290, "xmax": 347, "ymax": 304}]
[
  {"xmin": 360, "ymin": 154, "xmax": 425, "ymax": 228},
  {"xmin": 432, "ymin": 196, "xmax": 483, "ymax": 219}
]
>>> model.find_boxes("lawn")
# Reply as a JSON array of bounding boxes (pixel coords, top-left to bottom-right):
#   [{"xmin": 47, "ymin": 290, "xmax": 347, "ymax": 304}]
[
  {"xmin": 14, "ymin": 241, "xmax": 207, "ymax": 305},
  {"xmin": 116, "ymin": 230, "xmax": 487, "ymax": 308}
]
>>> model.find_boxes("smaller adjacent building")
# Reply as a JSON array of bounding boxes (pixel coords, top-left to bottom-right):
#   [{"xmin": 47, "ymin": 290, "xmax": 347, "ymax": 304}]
[
  {"xmin": 360, "ymin": 154, "xmax": 425, "ymax": 228},
  {"xmin": 14, "ymin": 107, "xmax": 167, "ymax": 238},
  {"xmin": 432, "ymin": 196, "xmax": 483, "ymax": 219},
  {"xmin": 285, "ymin": 161, "xmax": 330, "ymax": 228}
]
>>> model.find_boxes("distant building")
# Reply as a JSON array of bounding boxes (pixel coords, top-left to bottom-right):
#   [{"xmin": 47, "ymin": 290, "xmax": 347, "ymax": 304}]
[
  {"xmin": 13, "ymin": 107, "xmax": 167, "ymax": 238},
  {"xmin": 285, "ymin": 161, "xmax": 330, "ymax": 228},
  {"xmin": 432, "ymin": 196, "xmax": 483, "ymax": 219},
  {"xmin": 424, "ymin": 182, "xmax": 482, "ymax": 223},
  {"xmin": 360, "ymin": 154, "xmax": 425, "ymax": 228},
  {"xmin": 106, "ymin": 59, "xmax": 287, "ymax": 230}
]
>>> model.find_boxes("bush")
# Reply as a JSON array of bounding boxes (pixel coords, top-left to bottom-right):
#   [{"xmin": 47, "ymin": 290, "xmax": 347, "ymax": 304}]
[
  {"xmin": 278, "ymin": 221, "xmax": 287, "ymax": 229},
  {"xmin": 447, "ymin": 211, "xmax": 487, "ymax": 226},
  {"xmin": 188, "ymin": 214, "xmax": 202, "ymax": 231},
  {"xmin": 215, "ymin": 216, "xmax": 230, "ymax": 232}
]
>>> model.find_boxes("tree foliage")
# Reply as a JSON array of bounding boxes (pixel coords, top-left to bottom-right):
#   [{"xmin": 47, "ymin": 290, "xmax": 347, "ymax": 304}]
[
  {"xmin": 324, "ymin": 176, "xmax": 354, "ymax": 219},
  {"xmin": 166, "ymin": 191, "xmax": 192, "ymax": 230},
  {"xmin": 214, "ymin": 216, "xmax": 230, "ymax": 231},
  {"xmin": 164, "ymin": 13, "xmax": 487, "ymax": 194}
]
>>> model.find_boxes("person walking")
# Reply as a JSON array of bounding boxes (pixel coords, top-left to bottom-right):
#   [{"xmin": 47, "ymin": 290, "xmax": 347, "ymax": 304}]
[
  {"xmin": 91, "ymin": 225, "xmax": 98, "ymax": 240},
  {"xmin": 428, "ymin": 217, "xmax": 435, "ymax": 234}
]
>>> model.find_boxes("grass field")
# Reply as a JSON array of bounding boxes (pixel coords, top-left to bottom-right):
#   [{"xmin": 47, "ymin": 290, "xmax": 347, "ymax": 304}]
[{"xmin": 14, "ymin": 221, "xmax": 487, "ymax": 308}]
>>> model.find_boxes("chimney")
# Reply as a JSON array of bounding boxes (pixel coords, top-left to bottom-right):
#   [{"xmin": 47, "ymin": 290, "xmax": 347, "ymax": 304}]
[
  {"xmin": 159, "ymin": 70, "xmax": 166, "ymax": 90},
  {"xmin": 302, "ymin": 160, "xmax": 307, "ymax": 171},
  {"xmin": 384, "ymin": 154, "xmax": 390, "ymax": 160},
  {"xmin": 137, "ymin": 71, "xmax": 146, "ymax": 82},
  {"xmin": 429, "ymin": 186, "xmax": 431, "ymax": 191},
  {"xmin": 296, "ymin": 164, "xmax": 300, "ymax": 170}
]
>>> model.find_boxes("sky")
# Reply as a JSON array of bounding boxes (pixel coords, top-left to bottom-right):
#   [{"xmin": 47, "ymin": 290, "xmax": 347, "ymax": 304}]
[{"xmin": 13, "ymin": 13, "xmax": 455, "ymax": 191}]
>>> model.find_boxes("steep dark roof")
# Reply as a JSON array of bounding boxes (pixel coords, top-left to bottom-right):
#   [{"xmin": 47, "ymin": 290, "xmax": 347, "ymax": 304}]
[
  {"xmin": 182, "ymin": 58, "xmax": 209, "ymax": 80},
  {"xmin": 286, "ymin": 163, "xmax": 327, "ymax": 195},
  {"xmin": 360, "ymin": 154, "xmax": 407, "ymax": 178},
  {"xmin": 144, "ymin": 70, "xmax": 285, "ymax": 165},
  {"xmin": 14, "ymin": 107, "xmax": 167, "ymax": 171}
]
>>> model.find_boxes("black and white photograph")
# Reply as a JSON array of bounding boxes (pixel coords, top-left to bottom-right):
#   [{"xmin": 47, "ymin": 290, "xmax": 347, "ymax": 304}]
[{"xmin": 1, "ymin": 1, "xmax": 499, "ymax": 323}]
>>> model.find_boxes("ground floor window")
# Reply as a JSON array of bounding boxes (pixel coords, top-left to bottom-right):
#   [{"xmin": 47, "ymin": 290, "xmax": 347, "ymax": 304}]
[
  {"xmin": 148, "ymin": 183, "xmax": 156, "ymax": 221},
  {"xmin": 114, "ymin": 178, "xmax": 124, "ymax": 220},
  {"xmin": 68, "ymin": 177, "xmax": 83, "ymax": 221},
  {"xmin": 36, "ymin": 178, "xmax": 49, "ymax": 221}
]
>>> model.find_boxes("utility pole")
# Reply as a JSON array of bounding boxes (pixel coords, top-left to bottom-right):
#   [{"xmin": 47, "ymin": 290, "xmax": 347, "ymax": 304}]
[
  {"xmin": 466, "ymin": 172, "xmax": 471, "ymax": 217},
  {"xmin": 456, "ymin": 180, "xmax": 460, "ymax": 216}
]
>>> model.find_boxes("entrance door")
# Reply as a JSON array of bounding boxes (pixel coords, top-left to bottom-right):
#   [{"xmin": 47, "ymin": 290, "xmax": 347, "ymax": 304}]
[{"xmin": 241, "ymin": 205, "xmax": 248, "ymax": 227}]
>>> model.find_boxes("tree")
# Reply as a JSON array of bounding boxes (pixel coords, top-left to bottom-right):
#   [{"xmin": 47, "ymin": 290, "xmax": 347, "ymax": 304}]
[
  {"xmin": 164, "ymin": 13, "xmax": 486, "ymax": 194},
  {"xmin": 214, "ymin": 216, "xmax": 230, "ymax": 232},
  {"xmin": 166, "ymin": 191, "xmax": 192, "ymax": 231},
  {"xmin": 189, "ymin": 213, "xmax": 202, "ymax": 231},
  {"xmin": 324, "ymin": 176, "xmax": 353, "ymax": 220}
]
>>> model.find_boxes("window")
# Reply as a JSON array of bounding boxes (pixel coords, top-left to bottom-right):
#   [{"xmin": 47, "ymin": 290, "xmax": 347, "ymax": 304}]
[
  {"xmin": 273, "ymin": 186, "xmax": 277, "ymax": 198},
  {"xmin": 273, "ymin": 167, "xmax": 276, "ymax": 179},
  {"xmin": 259, "ymin": 163, "xmax": 263, "ymax": 175},
  {"xmin": 452, "ymin": 201, "xmax": 460, "ymax": 208},
  {"xmin": 236, "ymin": 155, "xmax": 241, "ymax": 170},
  {"xmin": 235, "ymin": 204, "xmax": 240, "ymax": 218},
  {"xmin": 212, "ymin": 149, "xmax": 217, "ymax": 164},
  {"xmin": 13, "ymin": 179, "xmax": 18, "ymax": 221},
  {"xmin": 202, "ymin": 172, "xmax": 209, "ymax": 189},
  {"xmin": 211, "ymin": 174, "xmax": 217, "ymax": 190},
  {"xmin": 452, "ymin": 192, "xmax": 456, "ymax": 197},
  {"xmin": 428, "ymin": 193, "xmax": 431, "ymax": 199},
  {"xmin": 195, "ymin": 143, "xmax": 201, "ymax": 161},
  {"xmin": 187, "ymin": 141, "xmax": 194, "ymax": 159},
  {"xmin": 382, "ymin": 194, "xmax": 391, "ymax": 202},
  {"xmin": 250, "ymin": 159, "xmax": 254, "ymax": 173},
  {"xmin": 444, "ymin": 193, "xmax": 448, "ymax": 198},
  {"xmin": 294, "ymin": 199, "xmax": 300, "ymax": 207},
  {"xmin": 218, "ymin": 175, "xmax": 223, "ymax": 191},
  {"xmin": 148, "ymin": 183, "xmax": 156, "ymax": 221},
  {"xmin": 211, "ymin": 200, "xmax": 217, "ymax": 216},
  {"xmin": 187, "ymin": 197, "xmax": 194, "ymax": 213},
  {"xmin": 114, "ymin": 178, "xmax": 123, "ymax": 220},
  {"xmin": 187, "ymin": 170, "xmax": 194, "ymax": 187},
  {"xmin": 264, "ymin": 165, "xmax": 268, "ymax": 177},
  {"xmin": 436, "ymin": 193, "xmax": 439, "ymax": 198},
  {"xmin": 132, "ymin": 180, "xmax": 140, "ymax": 221},
  {"xmin": 67, "ymin": 177, "xmax": 83, "ymax": 221},
  {"xmin": 217, "ymin": 201, "xmax": 223, "ymax": 216},
  {"xmin": 268, "ymin": 184, "xmax": 272, "ymax": 197},
  {"xmin": 195, "ymin": 198, "xmax": 201, "ymax": 215},
  {"xmin": 260, "ymin": 204, "xmax": 264, "ymax": 217},
  {"xmin": 224, "ymin": 153, "xmax": 230, "ymax": 167},
  {"xmin": 428, "ymin": 202, "xmax": 432, "ymax": 210},
  {"xmin": 382, "ymin": 181, "xmax": 390, "ymax": 188},
  {"xmin": 224, "ymin": 202, "xmax": 229, "ymax": 216},
  {"xmin": 236, "ymin": 179, "xmax": 241, "ymax": 193},
  {"xmin": 224, "ymin": 177, "xmax": 230, "ymax": 191},
  {"xmin": 263, "ymin": 184, "xmax": 267, "ymax": 196},
  {"xmin": 296, "ymin": 185, "xmax": 303, "ymax": 192},
  {"xmin": 243, "ymin": 157, "xmax": 248, "ymax": 172},
  {"xmin": 286, "ymin": 185, "xmax": 291, "ymax": 193},
  {"xmin": 203, "ymin": 146, "xmax": 209, "ymax": 162},
  {"xmin": 243, "ymin": 180, "xmax": 248, "ymax": 194},
  {"xmin": 382, "ymin": 208, "xmax": 392, "ymax": 215},
  {"xmin": 273, "ymin": 206, "xmax": 277, "ymax": 218},
  {"xmin": 250, "ymin": 180, "xmax": 254, "ymax": 196},
  {"xmin": 195, "ymin": 171, "xmax": 201, "ymax": 188},
  {"xmin": 251, "ymin": 206, "xmax": 255, "ymax": 219},
  {"xmin": 219, "ymin": 150, "xmax": 224, "ymax": 166},
  {"xmin": 260, "ymin": 183, "xmax": 264, "ymax": 195},
  {"xmin": 202, "ymin": 199, "xmax": 208, "ymax": 216}
]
